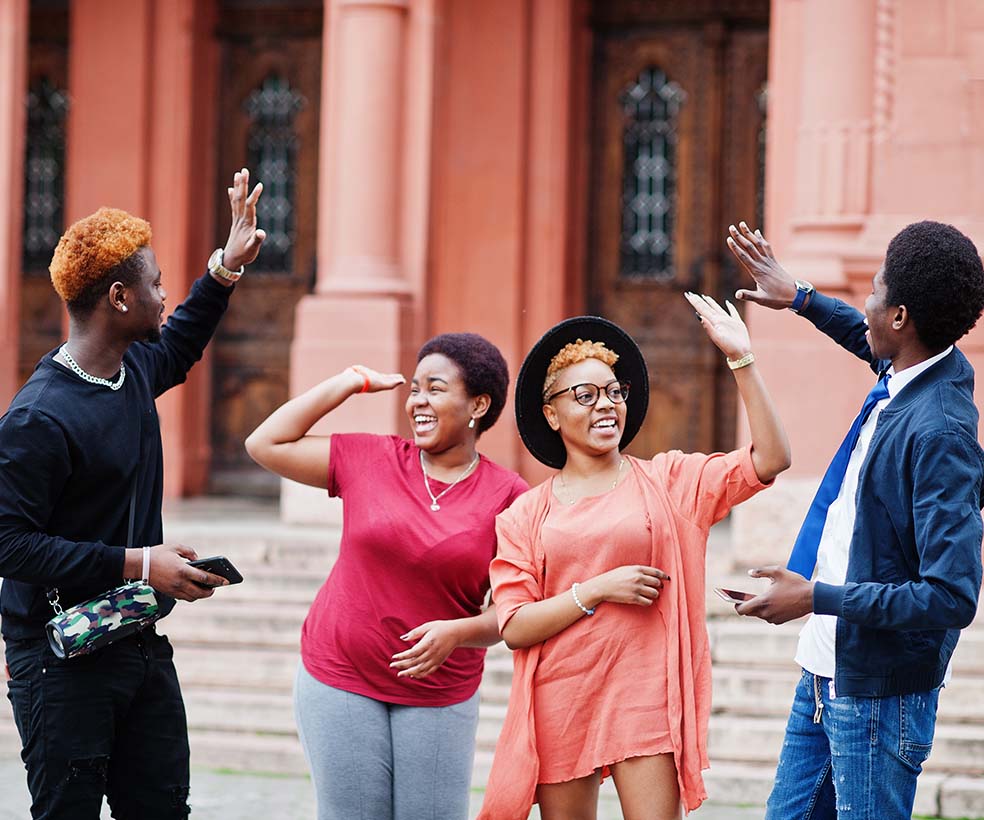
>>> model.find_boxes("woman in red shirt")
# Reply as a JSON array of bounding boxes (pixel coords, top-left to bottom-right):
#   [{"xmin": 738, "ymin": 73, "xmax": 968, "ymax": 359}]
[{"xmin": 246, "ymin": 333, "xmax": 528, "ymax": 820}]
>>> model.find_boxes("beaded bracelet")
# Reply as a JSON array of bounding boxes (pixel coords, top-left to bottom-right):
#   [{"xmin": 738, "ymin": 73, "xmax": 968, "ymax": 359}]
[{"xmin": 571, "ymin": 582, "xmax": 595, "ymax": 616}]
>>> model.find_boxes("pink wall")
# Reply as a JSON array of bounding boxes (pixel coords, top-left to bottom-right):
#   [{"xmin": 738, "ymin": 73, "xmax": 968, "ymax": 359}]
[
  {"xmin": 0, "ymin": 0, "xmax": 28, "ymax": 407},
  {"xmin": 428, "ymin": 0, "xmax": 578, "ymax": 485},
  {"xmin": 67, "ymin": 0, "xmax": 218, "ymax": 495},
  {"xmin": 754, "ymin": 0, "xmax": 984, "ymax": 479}
]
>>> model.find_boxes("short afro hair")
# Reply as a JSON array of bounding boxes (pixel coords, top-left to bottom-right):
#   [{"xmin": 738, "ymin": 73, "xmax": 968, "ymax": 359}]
[
  {"xmin": 49, "ymin": 207, "xmax": 152, "ymax": 313},
  {"xmin": 883, "ymin": 221, "xmax": 984, "ymax": 352},
  {"xmin": 417, "ymin": 333, "xmax": 509, "ymax": 434}
]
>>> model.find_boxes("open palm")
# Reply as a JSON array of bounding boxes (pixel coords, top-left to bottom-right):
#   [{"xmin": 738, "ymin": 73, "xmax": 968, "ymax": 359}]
[{"xmin": 684, "ymin": 292, "xmax": 751, "ymax": 360}]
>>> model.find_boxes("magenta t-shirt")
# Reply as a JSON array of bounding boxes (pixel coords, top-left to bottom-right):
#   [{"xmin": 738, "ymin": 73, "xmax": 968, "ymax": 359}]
[{"xmin": 300, "ymin": 433, "xmax": 529, "ymax": 707}]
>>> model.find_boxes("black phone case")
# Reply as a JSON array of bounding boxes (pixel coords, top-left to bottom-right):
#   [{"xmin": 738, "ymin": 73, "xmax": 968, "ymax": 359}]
[{"xmin": 189, "ymin": 555, "xmax": 244, "ymax": 585}]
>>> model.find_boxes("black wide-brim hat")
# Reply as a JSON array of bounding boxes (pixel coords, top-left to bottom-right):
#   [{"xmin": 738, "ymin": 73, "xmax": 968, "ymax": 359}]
[{"xmin": 515, "ymin": 316, "xmax": 649, "ymax": 469}]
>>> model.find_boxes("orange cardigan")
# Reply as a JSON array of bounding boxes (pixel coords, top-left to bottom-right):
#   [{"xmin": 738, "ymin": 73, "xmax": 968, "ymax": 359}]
[{"xmin": 477, "ymin": 446, "xmax": 770, "ymax": 819}]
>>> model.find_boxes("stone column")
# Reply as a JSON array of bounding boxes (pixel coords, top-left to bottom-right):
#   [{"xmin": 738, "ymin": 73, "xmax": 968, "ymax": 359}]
[
  {"xmin": 792, "ymin": 0, "xmax": 876, "ymax": 235},
  {"xmin": 66, "ymin": 0, "xmax": 217, "ymax": 495},
  {"xmin": 283, "ymin": 0, "xmax": 424, "ymax": 522},
  {"xmin": 732, "ymin": 0, "xmax": 879, "ymax": 568},
  {"xmin": 0, "ymin": 0, "xmax": 28, "ymax": 407}
]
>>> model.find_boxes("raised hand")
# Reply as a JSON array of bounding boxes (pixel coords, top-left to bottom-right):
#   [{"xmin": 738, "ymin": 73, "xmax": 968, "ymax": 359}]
[
  {"xmin": 348, "ymin": 365, "xmax": 406, "ymax": 393},
  {"xmin": 685, "ymin": 292, "xmax": 751, "ymax": 361},
  {"xmin": 222, "ymin": 167, "xmax": 267, "ymax": 271},
  {"xmin": 727, "ymin": 221, "xmax": 798, "ymax": 309}
]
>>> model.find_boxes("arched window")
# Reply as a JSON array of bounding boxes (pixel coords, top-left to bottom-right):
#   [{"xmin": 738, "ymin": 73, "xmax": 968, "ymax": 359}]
[
  {"xmin": 618, "ymin": 66, "xmax": 686, "ymax": 281},
  {"xmin": 23, "ymin": 76, "xmax": 68, "ymax": 273},
  {"xmin": 243, "ymin": 73, "xmax": 306, "ymax": 272}
]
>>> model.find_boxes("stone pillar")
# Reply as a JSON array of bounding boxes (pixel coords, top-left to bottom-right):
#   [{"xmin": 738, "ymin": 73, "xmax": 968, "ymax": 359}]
[
  {"xmin": 67, "ymin": 0, "xmax": 217, "ymax": 496},
  {"xmin": 0, "ymin": 0, "xmax": 28, "ymax": 407},
  {"xmin": 732, "ymin": 0, "xmax": 880, "ymax": 568},
  {"xmin": 283, "ymin": 0, "xmax": 426, "ymax": 522}
]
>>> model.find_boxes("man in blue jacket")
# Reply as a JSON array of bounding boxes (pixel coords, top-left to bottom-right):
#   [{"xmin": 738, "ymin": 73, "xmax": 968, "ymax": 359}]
[{"xmin": 726, "ymin": 219, "xmax": 984, "ymax": 819}]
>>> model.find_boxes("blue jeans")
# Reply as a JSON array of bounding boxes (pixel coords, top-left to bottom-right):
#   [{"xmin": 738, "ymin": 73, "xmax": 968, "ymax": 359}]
[{"xmin": 765, "ymin": 669, "xmax": 940, "ymax": 820}]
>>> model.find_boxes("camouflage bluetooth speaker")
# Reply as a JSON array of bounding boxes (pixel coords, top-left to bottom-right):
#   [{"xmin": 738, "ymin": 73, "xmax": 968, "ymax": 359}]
[{"xmin": 45, "ymin": 582, "xmax": 161, "ymax": 659}]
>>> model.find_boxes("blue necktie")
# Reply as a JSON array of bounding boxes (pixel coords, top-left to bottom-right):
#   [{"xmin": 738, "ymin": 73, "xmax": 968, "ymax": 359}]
[{"xmin": 786, "ymin": 374, "xmax": 891, "ymax": 579}]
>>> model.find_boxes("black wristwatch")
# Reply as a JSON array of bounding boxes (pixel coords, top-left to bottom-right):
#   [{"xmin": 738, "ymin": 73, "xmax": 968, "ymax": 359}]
[{"xmin": 790, "ymin": 280, "xmax": 814, "ymax": 313}]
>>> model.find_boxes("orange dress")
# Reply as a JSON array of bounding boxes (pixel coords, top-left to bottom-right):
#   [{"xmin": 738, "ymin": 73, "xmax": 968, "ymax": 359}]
[
  {"xmin": 534, "ymin": 468, "xmax": 672, "ymax": 783},
  {"xmin": 478, "ymin": 446, "xmax": 770, "ymax": 819}
]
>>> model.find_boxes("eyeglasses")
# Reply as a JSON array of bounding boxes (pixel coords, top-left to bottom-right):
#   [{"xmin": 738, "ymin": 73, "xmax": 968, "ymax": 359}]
[{"xmin": 545, "ymin": 380, "xmax": 631, "ymax": 407}]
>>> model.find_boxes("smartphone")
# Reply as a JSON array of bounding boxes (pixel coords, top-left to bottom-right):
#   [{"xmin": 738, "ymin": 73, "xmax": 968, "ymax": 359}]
[
  {"xmin": 188, "ymin": 555, "xmax": 244, "ymax": 586},
  {"xmin": 713, "ymin": 586, "xmax": 754, "ymax": 604}
]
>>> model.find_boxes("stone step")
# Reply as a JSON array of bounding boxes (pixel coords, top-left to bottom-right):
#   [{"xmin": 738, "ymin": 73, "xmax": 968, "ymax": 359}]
[
  {"xmin": 709, "ymin": 618, "xmax": 984, "ymax": 673},
  {"xmin": 707, "ymin": 715, "xmax": 984, "ymax": 776},
  {"xmin": 179, "ymin": 687, "xmax": 508, "ymax": 745},
  {"xmin": 710, "ymin": 665, "xmax": 984, "ymax": 724}
]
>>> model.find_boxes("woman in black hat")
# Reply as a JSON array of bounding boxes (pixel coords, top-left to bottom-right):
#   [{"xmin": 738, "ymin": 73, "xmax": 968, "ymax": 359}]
[{"xmin": 477, "ymin": 295, "xmax": 790, "ymax": 820}]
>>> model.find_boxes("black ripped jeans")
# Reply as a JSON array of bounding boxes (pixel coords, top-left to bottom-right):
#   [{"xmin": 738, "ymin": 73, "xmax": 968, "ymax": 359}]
[{"xmin": 4, "ymin": 627, "xmax": 191, "ymax": 819}]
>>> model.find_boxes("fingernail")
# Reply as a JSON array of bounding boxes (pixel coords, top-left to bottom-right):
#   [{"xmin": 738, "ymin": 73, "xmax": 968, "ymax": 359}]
[{"xmin": 399, "ymin": 633, "xmax": 409, "ymax": 640}]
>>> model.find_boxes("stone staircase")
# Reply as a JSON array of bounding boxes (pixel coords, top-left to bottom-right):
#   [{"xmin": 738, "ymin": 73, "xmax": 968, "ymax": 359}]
[{"xmin": 2, "ymin": 497, "xmax": 983, "ymax": 818}]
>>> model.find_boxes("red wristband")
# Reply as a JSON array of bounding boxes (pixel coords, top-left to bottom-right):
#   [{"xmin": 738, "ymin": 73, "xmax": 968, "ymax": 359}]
[{"xmin": 357, "ymin": 370, "xmax": 370, "ymax": 394}]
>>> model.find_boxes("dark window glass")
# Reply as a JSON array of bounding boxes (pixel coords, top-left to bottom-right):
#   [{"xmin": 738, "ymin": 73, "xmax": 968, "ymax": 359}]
[
  {"xmin": 244, "ymin": 73, "xmax": 306, "ymax": 272},
  {"xmin": 618, "ymin": 66, "xmax": 686, "ymax": 281},
  {"xmin": 23, "ymin": 76, "xmax": 68, "ymax": 273}
]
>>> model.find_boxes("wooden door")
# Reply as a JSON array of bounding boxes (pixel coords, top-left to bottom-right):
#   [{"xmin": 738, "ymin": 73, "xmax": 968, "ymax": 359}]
[
  {"xmin": 209, "ymin": 2, "xmax": 322, "ymax": 495},
  {"xmin": 588, "ymin": 2, "xmax": 769, "ymax": 458},
  {"xmin": 19, "ymin": 1, "xmax": 69, "ymax": 387}
]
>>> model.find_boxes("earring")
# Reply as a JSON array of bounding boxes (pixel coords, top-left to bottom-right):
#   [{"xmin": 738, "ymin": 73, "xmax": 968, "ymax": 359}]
[
  {"xmin": 120, "ymin": 305, "xmax": 128, "ymax": 313},
  {"xmin": 468, "ymin": 418, "xmax": 476, "ymax": 429}
]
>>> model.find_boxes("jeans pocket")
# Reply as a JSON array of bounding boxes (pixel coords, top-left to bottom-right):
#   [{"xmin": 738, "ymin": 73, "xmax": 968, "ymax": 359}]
[
  {"xmin": 897, "ymin": 689, "xmax": 939, "ymax": 770},
  {"xmin": 5, "ymin": 679, "xmax": 33, "ymax": 745}
]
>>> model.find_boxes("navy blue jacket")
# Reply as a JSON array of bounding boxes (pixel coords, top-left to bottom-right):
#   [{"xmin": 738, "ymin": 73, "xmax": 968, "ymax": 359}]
[{"xmin": 801, "ymin": 292, "xmax": 984, "ymax": 697}]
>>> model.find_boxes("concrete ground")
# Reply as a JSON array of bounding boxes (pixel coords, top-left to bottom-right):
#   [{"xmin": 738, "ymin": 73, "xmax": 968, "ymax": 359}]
[{"xmin": 0, "ymin": 757, "xmax": 766, "ymax": 819}]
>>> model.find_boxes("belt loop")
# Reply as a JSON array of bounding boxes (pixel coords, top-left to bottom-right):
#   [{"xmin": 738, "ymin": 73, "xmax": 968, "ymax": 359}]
[{"xmin": 812, "ymin": 674, "xmax": 824, "ymax": 724}]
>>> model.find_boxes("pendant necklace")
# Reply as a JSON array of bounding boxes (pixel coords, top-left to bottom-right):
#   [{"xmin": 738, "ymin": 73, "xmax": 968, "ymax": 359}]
[
  {"xmin": 558, "ymin": 458, "xmax": 625, "ymax": 505},
  {"xmin": 420, "ymin": 450, "xmax": 479, "ymax": 511}
]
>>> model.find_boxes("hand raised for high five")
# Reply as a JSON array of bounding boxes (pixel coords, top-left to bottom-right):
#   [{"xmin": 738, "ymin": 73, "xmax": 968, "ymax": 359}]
[
  {"xmin": 726, "ymin": 221, "xmax": 798, "ymax": 310},
  {"xmin": 222, "ymin": 167, "xmax": 267, "ymax": 272},
  {"xmin": 685, "ymin": 292, "xmax": 752, "ymax": 361}
]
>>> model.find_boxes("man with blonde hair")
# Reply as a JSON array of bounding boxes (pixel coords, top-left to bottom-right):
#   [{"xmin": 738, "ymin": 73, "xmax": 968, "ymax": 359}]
[{"xmin": 0, "ymin": 170, "xmax": 265, "ymax": 819}]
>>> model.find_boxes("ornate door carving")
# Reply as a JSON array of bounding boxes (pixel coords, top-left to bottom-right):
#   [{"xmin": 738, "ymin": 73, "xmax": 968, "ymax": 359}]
[
  {"xmin": 209, "ymin": 3, "xmax": 322, "ymax": 494},
  {"xmin": 588, "ymin": 3, "xmax": 769, "ymax": 458}
]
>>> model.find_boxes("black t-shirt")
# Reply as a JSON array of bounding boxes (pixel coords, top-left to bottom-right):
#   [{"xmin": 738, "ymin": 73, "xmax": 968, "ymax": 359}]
[{"xmin": 0, "ymin": 273, "xmax": 232, "ymax": 640}]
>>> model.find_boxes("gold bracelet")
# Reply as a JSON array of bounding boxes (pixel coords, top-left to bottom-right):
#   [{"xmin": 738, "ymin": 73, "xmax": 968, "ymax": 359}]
[{"xmin": 727, "ymin": 352, "xmax": 755, "ymax": 370}]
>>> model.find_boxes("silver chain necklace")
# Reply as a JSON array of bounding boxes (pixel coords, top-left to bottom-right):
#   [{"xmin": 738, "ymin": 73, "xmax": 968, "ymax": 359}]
[
  {"xmin": 558, "ymin": 458, "xmax": 625, "ymax": 505},
  {"xmin": 59, "ymin": 345, "xmax": 126, "ymax": 391},
  {"xmin": 420, "ymin": 450, "xmax": 479, "ymax": 511}
]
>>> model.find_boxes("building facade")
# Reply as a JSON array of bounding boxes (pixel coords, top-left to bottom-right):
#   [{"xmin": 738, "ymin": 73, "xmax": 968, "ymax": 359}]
[{"xmin": 2, "ymin": 0, "xmax": 983, "ymax": 540}]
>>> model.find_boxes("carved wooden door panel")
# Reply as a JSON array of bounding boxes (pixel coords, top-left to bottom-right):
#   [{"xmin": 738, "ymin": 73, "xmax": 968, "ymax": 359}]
[
  {"xmin": 588, "ymin": 11, "xmax": 768, "ymax": 459},
  {"xmin": 209, "ymin": 4, "xmax": 322, "ymax": 494}
]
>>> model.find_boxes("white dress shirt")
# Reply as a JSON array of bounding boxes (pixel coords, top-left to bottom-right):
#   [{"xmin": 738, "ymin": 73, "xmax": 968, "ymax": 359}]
[{"xmin": 795, "ymin": 346, "xmax": 954, "ymax": 685}]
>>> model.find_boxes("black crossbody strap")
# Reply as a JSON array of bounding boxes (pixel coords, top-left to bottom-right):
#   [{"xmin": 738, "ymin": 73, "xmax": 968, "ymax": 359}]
[
  {"xmin": 47, "ymin": 472, "xmax": 139, "ymax": 614},
  {"xmin": 126, "ymin": 472, "xmax": 138, "ymax": 548}
]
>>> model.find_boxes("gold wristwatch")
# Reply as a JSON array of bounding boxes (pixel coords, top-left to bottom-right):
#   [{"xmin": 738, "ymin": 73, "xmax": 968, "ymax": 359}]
[{"xmin": 207, "ymin": 248, "xmax": 244, "ymax": 283}]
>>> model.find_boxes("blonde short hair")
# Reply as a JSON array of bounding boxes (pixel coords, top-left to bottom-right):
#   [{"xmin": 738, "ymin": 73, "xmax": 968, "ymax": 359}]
[
  {"xmin": 542, "ymin": 339, "xmax": 619, "ymax": 398},
  {"xmin": 49, "ymin": 207, "xmax": 152, "ymax": 304}
]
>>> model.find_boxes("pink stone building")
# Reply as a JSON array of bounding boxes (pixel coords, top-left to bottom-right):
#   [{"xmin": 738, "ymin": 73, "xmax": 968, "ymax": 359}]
[{"xmin": 2, "ymin": 0, "xmax": 983, "ymax": 538}]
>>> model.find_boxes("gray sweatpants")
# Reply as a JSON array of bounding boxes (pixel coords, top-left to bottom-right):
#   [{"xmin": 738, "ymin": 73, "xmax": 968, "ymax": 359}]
[{"xmin": 294, "ymin": 663, "xmax": 480, "ymax": 820}]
